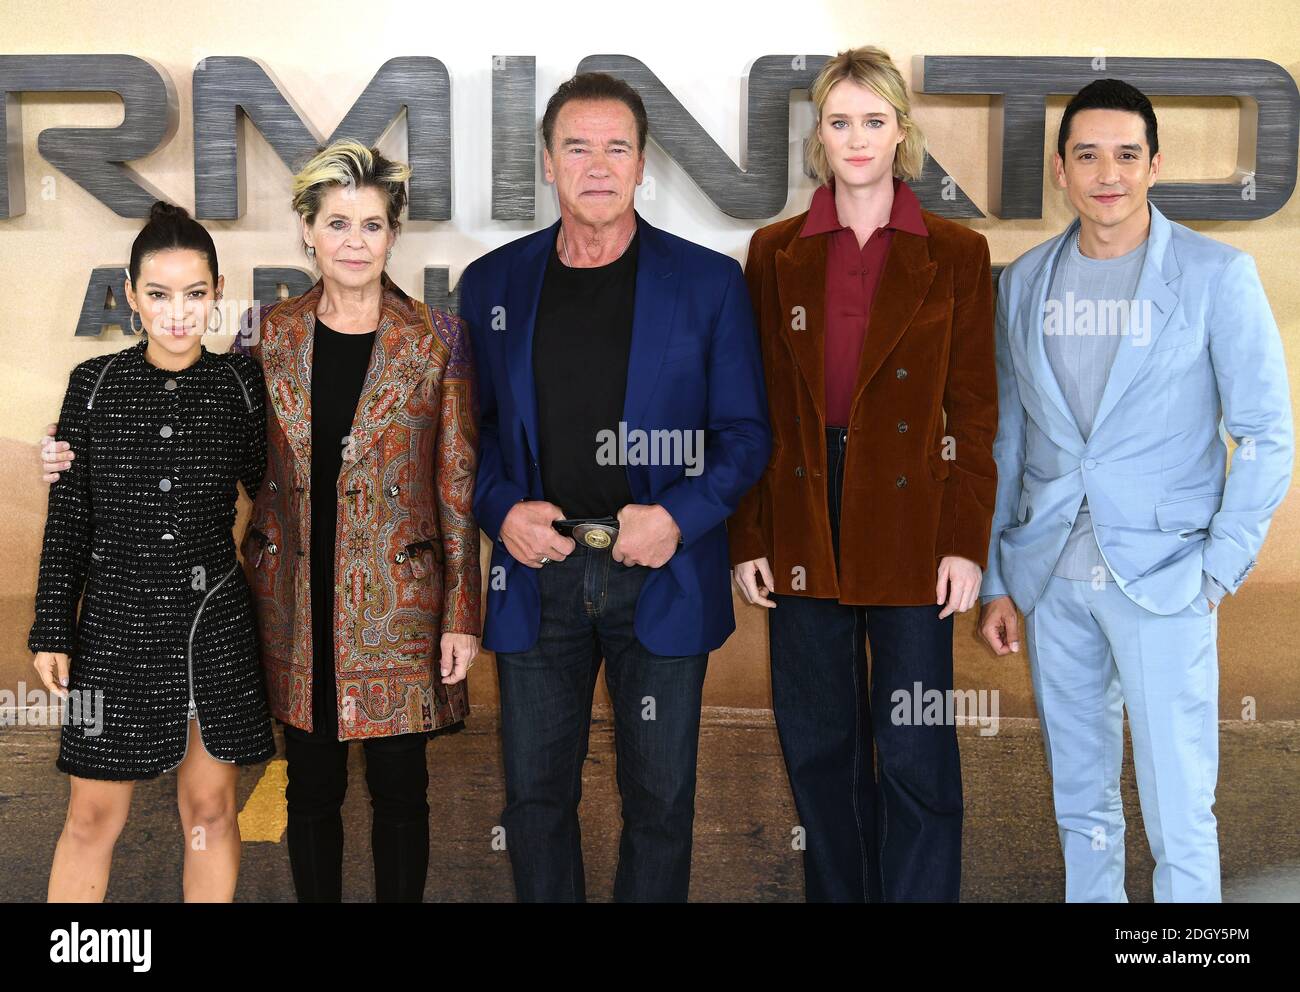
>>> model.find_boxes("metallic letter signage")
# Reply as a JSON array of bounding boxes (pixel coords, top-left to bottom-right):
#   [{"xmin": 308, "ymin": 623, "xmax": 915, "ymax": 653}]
[
  {"xmin": 915, "ymin": 55, "xmax": 1299, "ymax": 220},
  {"xmin": 193, "ymin": 55, "xmax": 451, "ymax": 220},
  {"xmin": 0, "ymin": 54, "xmax": 177, "ymax": 218},
  {"xmin": 4, "ymin": 52, "xmax": 1297, "ymax": 336},
  {"xmin": 581, "ymin": 53, "xmax": 982, "ymax": 218}
]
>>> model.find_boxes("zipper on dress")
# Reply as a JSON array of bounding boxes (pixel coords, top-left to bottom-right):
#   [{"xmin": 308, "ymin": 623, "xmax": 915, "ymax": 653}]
[
  {"xmin": 224, "ymin": 361, "xmax": 254, "ymax": 412},
  {"xmin": 85, "ymin": 352, "xmax": 122, "ymax": 410},
  {"xmin": 169, "ymin": 560, "xmax": 241, "ymax": 769}
]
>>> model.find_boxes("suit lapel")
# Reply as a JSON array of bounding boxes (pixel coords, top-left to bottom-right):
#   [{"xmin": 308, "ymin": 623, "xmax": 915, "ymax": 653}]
[
  {"xmin": 504, "ymin": 221, "xmax": 556, "ymax": 461},
  {"xmin": 1090, "ymin": 205, "xmax": 1180, "ymax": 435},
  {"xmin": 774, "ymin": 232, "xmax": 827, "ymax": 416},
  {"xmin": 851, "ymin": 229, "xmax": 936, "ymax": 407},
  {"xmin": 622, "ymin": 213, "xmax": 680, "ymax": 431},
  {"xmin": 774, "ymin": 216, "xmax": 941, "ymax": 422},
  {"xmin": 1022, "ymin": 223, "xmax": 1087, "ymax": 446},
  {"xmin": 260, "ymin": 275, "xmax": 434, "ymax": 476},
  {"xmin": 261, "ymin": 280, "xmax": 322, "ymax": 470},
  {"xmin": 344, "ymin": 278, "xmax": 433, "ymax": 470}
]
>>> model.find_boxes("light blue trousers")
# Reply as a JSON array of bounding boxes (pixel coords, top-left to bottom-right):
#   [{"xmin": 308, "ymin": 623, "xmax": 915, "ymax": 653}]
[{"xmin": 1024, "ymin": 575, "xmax": 1221, "ymax": 902}]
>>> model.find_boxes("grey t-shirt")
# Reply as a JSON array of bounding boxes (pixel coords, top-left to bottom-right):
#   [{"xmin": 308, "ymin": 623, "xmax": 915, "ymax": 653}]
[{"xmin": 1043, "ymin": 233, "xmax": 1146, "ymax": 582}]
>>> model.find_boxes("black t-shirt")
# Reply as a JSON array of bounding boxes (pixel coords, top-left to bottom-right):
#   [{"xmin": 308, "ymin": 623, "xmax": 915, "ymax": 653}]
[
  {"xmin": 308, "ymin": 316, "xmax": 376, "ymax": 739},
  {"xmin": 532, "ymin": 231, "xmax": 638, "ymax": 519}
]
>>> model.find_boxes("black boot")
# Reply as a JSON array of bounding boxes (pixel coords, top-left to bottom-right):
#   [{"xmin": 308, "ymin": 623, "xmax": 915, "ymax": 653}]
[
  {"xmin": 287, "ymin": 812, "xmax": 345, "ymax": 903},
  {"xmin": 372, "ymin": 816, "xmax": 429, "ymax": 902}
]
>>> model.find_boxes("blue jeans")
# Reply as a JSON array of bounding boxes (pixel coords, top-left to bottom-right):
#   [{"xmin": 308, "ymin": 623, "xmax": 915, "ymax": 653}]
[
  {"xmin": 495, "ymin": 542, "xmax": 709, "ymax": 902},
  {"xmin": 768, "ymin": 427, "xmax": 963, "ymax": 902}
]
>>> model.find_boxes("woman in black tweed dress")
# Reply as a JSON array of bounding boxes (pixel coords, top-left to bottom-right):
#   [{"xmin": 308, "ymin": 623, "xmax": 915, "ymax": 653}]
[{"xmin": 29, "ymin": 202, "xmax": 274, "ymax": 901}]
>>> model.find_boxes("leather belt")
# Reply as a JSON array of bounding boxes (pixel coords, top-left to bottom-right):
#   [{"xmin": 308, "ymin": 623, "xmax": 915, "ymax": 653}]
[{"xmin": 552, "ymin": 516, "xmax": 619, "ymax": 550}]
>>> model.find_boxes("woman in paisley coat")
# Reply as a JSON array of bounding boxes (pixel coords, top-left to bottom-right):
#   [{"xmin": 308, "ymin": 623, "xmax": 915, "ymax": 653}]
[
  {"xmin": 234, "ymin": 140, "xmax": 481, "ymax": 902},
  {"xmin": 31, "ymin": 201, "xmax": 275, "ymax": 901},
  {"xmin": 43, "ymin": 141, "xmax": 482, "ymax": 903}
]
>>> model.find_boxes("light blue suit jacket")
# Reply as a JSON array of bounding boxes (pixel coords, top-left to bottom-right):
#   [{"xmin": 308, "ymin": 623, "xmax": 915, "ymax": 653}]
[{"xmin": 984, "ymin": 203, "xmax": 1294, "ymax": 616}]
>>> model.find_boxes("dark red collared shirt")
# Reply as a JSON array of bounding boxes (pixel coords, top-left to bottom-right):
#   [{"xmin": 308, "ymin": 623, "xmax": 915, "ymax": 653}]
[{"xmin": 800, "ymin": 177, "xmax": 929, "ymax": 426}]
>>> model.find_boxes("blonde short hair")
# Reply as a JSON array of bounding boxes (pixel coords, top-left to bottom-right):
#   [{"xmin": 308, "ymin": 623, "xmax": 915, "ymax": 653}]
[
  {"xmin": 805, "ymin": 47, "xmax": 926, "ymax": 184},
  {"xmin": 291, "ymin": 139, "xmax": 412, "ymax": 236}
]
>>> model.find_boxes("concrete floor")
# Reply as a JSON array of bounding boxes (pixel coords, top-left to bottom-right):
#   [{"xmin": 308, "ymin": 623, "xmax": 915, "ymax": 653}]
[{"xmin": 1, "ymin": 709, "xmax": 1297, "ymax": 902}]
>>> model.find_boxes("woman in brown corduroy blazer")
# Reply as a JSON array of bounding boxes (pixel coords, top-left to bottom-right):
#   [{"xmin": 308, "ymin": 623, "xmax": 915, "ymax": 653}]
[{"xmin": 729, "ymin": 47, "xmax": 997, "ymax": 902}]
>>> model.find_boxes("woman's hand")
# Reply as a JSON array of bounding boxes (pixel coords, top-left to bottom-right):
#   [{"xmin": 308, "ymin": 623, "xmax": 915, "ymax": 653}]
[
  {"xmin": 33, "ymin": 651, "xmax": 71, "ymax": 698},
  {"xmin": 937, "ymin": 556, "xmax": 982, "ymax": 619},
  {"xmin": 734, "ymin": 558, "xmax": 776, "ymax": 608},
  {"xmin": 438, "ymin": 633, "xmax": 479, "ymax": 685}
]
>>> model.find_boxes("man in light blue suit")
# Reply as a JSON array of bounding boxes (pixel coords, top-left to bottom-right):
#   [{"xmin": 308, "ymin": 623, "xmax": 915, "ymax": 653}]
[{"xmin": 979, "ymin": 80, "xmax": 1294, "ymax": 902}]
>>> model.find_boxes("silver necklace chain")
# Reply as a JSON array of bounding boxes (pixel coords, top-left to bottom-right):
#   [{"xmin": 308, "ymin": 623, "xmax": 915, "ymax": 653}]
[{"xmin": 559, "ymin": 223, "xmax": 635, "ymax": 267}]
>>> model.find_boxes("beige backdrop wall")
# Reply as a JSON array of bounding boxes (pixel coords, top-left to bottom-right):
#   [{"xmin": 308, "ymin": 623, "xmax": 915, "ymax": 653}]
[{"xmin": 2, "ymin": 0, "xmax": 1297, "ymax": 720}]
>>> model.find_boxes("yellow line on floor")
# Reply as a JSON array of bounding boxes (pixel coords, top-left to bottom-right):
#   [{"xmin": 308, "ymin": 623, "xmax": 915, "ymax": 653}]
[{"xmin": 238, "ymin": 759, "xmax": 288, "ymax": 842}]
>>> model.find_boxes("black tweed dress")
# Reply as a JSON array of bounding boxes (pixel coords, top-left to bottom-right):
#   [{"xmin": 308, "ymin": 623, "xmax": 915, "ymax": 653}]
[{"xmin": 29, "ymin": 339, "xmax": 276, "ymax": 780}]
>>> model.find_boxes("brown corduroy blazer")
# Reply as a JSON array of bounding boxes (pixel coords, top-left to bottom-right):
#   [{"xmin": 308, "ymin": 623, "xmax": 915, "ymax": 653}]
[{"xmin": 728, "ymin": 202, "xmax": 998, "ymax": 605}]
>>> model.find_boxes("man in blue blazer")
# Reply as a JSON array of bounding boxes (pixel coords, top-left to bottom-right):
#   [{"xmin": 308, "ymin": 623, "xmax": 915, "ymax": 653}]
[
  {"xmin": 459, "ymin": 73, "xmax": 770, "ymax": 901},
  {"xmin": 980, "ymin": 80, "xmax": 1293, "ymax": 902}
]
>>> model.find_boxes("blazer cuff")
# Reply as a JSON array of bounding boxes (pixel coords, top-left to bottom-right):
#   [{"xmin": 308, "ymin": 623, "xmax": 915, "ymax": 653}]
[
  {"xmin": 1202, "ymin": 571, "xmax": 1229, "ymax": 606},
  {"xmin": 1202, "ymin": 540, "xmax": 1256, "ymax": 595},
  {"xmin": 476, "ymin": 483, "xmax": 530, "ymax": 542},
  {"xmin": 979, "ymin": 565, "xmax": 1008, "ymax": 601},
  {"xmin": 657, "ymin": 487, "xmax": 710, "ymax": 548},
  {"xmin": 935, "ymin": 528, "xmax": 992, "ymax": 570},
  {"xmin": 935, "ymin": 490, "xmax": 993, "ymax": 570},
  {"xmin": 728, "ymin": 530, "xmax": 769, "ymax": 568}
]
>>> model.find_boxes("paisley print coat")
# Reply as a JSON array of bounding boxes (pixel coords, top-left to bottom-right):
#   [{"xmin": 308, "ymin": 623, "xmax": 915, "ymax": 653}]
[{"xmin": 238, "ymin": 273, "xmax": 480, "ymax": 740}]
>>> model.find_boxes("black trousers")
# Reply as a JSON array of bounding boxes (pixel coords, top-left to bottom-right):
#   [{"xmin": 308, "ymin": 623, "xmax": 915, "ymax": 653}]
[{"xmin": 282, "ymin": 722, "xmax": 431, "ymax": 902}]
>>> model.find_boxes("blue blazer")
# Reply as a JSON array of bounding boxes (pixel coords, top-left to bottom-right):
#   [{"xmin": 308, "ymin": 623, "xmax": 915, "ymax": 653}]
[
  {"xmin": 984, "ymin": 203, "xmax": 1294, "ymax": 615},
  {"xmin": 460, "ymin": 212, "xmax": 772, "ymax": 655}
]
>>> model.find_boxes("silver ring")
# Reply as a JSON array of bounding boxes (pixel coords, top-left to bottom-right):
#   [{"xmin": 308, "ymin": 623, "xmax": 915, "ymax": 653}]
[{"xmin": 539, "ymin": 555, "xmax": 550, "ymax": 565}]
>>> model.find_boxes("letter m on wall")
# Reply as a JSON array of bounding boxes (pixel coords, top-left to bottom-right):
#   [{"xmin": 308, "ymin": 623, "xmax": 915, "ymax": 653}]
[{"xmin": 193, "ymin": 56, "xmax": 451, "ymax": 219}]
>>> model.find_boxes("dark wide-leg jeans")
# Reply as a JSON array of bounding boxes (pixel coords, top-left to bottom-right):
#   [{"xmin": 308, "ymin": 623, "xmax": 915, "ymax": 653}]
[
  {"xmin": 495, "ymin": 544, "xmax": 709, "ymax": 902},
  {"xmin": 768, "ymin": 426, "xmax": 963, "ymax": 902}
]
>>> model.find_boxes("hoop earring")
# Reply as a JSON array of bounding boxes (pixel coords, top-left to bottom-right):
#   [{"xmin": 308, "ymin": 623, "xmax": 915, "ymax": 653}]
[
  {"xmin": 207, "ymin": 306, "xmax": 223, "ymax": 333},
  {"xmin": 129, "ymin": 309, "xmax": 143, "ymax": 336}
]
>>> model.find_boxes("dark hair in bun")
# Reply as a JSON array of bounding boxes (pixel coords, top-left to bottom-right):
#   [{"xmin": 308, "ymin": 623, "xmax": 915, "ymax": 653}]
[{"xmin": 128, "ymin": 200, "xmax": 219, "ymax": 286}]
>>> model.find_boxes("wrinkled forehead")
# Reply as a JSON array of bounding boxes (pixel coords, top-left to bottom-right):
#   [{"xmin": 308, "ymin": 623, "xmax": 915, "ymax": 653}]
[
  {"xmin": 316, "ymin": 182, "xmax": 393, "ymax": 218},
  {"xmin": 552, "ymin": 98, "xmax": 639, "ymax": 146}
]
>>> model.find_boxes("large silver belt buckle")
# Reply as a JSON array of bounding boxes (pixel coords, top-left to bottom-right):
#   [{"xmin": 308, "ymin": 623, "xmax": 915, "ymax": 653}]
[{"xmin": 573, "ymin": 521, "xmax": 617, "ymax": 549}]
